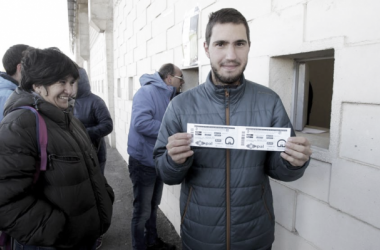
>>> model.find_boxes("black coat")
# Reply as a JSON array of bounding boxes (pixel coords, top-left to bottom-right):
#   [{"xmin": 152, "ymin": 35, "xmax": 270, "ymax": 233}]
[
  {"xmin": 74, "ymin": 69, "xmax": 113, "ymax": 163},
  {"xmin": 0, "ymin": 88, "xmax": 114, "ymax": 248}
]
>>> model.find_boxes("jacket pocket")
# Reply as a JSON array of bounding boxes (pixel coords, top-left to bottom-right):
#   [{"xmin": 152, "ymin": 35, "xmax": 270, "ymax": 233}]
[
  {"xmin": 45, "ymin": 154, "xmax": 86, "ymax": 186},
  {"xmin": 261, "ymin": 184, "xmax": 273, "ymax": 221},
  {"xmin": 181, "ymin": 186, "xmax": 193, "ymax": 225}
]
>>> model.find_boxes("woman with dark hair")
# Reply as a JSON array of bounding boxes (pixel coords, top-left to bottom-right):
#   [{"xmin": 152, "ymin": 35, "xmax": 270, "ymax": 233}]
[{"xmin": 0, "ymin": 48, "xmax": 114, "ymax": 250}]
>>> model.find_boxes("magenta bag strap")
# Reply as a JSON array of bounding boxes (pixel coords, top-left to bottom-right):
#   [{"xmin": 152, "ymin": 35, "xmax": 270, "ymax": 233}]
[
  {"xmin": 0, "ymin": 232, "xmax": 11, "ymax": 250},
  {"xmin": 13, "ymin": 106, "xmax": 48, "ymax": 181}
]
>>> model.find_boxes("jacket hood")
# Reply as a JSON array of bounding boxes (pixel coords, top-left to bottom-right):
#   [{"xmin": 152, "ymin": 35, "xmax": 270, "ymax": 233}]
[
  {"xmin": 76, "ymin": 68, "xmax": 91, "ymax": 98},
  {"xmin": 0, "ymin": 72, "xmax": 18, "ymax": 89},
  {"xmin": 139, "ymin": 72, "xmax": 173, "ymax": 90}
]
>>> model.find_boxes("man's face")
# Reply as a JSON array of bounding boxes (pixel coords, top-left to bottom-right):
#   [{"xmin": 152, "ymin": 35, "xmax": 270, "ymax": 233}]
[
  {"xmin": 168, "ymin": 66, "xmax": 185, "ymax": 93},
  {"xmin": 204, "ymin": 23, "xmax": 250, "ymax": 85}
]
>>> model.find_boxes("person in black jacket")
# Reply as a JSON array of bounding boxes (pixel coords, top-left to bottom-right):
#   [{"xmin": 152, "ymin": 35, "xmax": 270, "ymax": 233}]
[
  {"xmin": 0, "ymin": 48, "xmax": 114, "ymax": 250},
  {"xmin": 74, "ymin": 68, "xmax": 113, "ymax": 175}
]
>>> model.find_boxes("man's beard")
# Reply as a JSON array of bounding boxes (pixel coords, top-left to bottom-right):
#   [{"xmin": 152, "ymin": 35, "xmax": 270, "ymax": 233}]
[{"xmin": 211, "ymin": 61, "xmax": 247, "ymax": 85}]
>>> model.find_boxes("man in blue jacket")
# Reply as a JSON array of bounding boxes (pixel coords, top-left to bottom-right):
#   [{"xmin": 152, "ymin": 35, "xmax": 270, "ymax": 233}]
[
  {"xmin": 127, "ymin": 63, "xmax": 183, "ymax": 250},
  {"xmin": 0, "ymin": 44, "xmax": 30, "ymax": 122}
]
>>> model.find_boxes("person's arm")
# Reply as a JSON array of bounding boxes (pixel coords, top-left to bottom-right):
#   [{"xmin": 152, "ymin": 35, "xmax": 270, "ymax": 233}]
[
  {"xmin": 85, "ymin": 97, "xmax": 113, "ymax": 142},
  {"xmin": 153, "ymin": 102, "xmax": 193, "ymax": 185},
  {"xmin": 0, "ymin": 112, "xmax": 65, "ymax": 245},
  {"xmin": 132, "ymin": 89, "xmax": 162, "ymax": 138},
  {"xmin": 265, "ymin": 97, "xmax": 312, "ymax": 181}
]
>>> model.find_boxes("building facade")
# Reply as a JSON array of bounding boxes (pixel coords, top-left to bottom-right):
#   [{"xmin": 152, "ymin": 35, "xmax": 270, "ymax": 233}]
[{"xmin": 68, "ymin": 0, "xmax": 380, "ymax": 249}]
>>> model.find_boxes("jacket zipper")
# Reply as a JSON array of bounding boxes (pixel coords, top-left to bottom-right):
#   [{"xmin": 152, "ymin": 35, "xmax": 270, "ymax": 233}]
[
  {"xmin": 225, "ymin": 90, "xmax": 231, "ymax": 250},
  {"xmin": 262, "ymin": 184, "xmax": 273, "ymax": 221},
  {"xmin": 66, "ymin": 113, "xmax": 104, "ymax": 233},
  {"xmin": 181, "ymin": 186, "xmax": 193, "ymax": 225}
]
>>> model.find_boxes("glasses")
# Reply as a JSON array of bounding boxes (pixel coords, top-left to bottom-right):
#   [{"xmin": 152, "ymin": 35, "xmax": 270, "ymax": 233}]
[{"xmin": 171, "ymin": 75, "xmax": 184, "ymax": 82}]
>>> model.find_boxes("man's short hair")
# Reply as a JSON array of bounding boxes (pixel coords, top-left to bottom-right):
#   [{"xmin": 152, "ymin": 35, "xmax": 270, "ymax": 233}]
[
  {"xmin": 158, "ymin": 63, "xmax": 175, "ymax": 80},
  {"xmin": 2, "ymin": 44, "xmax": 30, "ymax": 75},
  {"xmin": 20, "ymin": 47, "xmax": 79, "ymax": 92},
  {"xmin": 205, "ymin": 8, "xmax": 250, "ymax": 46}
]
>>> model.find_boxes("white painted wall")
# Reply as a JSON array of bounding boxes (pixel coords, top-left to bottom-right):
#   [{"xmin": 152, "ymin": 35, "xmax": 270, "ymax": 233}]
[{"xmin": 76, "ymin": 0, "xmax": 380, "ymax": 249}]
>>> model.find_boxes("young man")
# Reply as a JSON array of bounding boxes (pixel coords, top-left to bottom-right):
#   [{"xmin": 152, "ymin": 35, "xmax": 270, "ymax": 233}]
[
  {"xmin": 0, "ymin": 44, "xmax": 30, "ymax": 122},
  {"xmin": 153, "ymin": 8, "xmax": 312, "ymax": 250},
  {"xmin": 127, "ymin": 63, "xmax": 184, "ymax": 250}
]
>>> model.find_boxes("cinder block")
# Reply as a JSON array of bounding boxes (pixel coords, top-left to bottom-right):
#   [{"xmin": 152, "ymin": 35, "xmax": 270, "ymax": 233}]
[
  {"xmin": 245, "ymin": 56, "xmax": 270, "ymax": 87},
  {"xmin": 126, "ymin": 35, "xmax": 136, "ymax": 53},
  {"xmin": 272, "ymin": 0, "xmax": 306, "ymax": 12},
  {"xmin": 133, "ymin": 42, "xmax": 146, "ymax": 61},
  {"xmin": 271, "ymin": 181, "xmax": 296, "ymax": 231},
  {"xmin": 330, "ymin": 158, "xmax": 380, "ymax": 228},
  {"xmin": 273, "ymin": 223, "xmax": 318, "ymax": 250},
  {"xmin": 174, "ymin": 0, "xmax": 200, "ymax": 25},
  {"xmin": 127, "ymin": 62, "xmax": 136, "ymax": 77},
  {"xmin": 334, "ymin": 44, "xmax": 380, "ymax": 104},
  {"xmin": 136, "ymin": 57, "xmax": 151, "ymax": 77},
  {"xmin": 151, "ymin": 50, "xmax": 174, "ymax": 71},
  {"xmin": 249, "ymin": 5, "xmax": 304, "ymax": 57},
  {"xmin": 151, "ymin": 8, "xmax": 174, "ymax": 37},
  {"xmin": 296, "ymin": 194, "xmax": 380, "ymax": 250},
  {"xmin": 147, "ymin": 32, "xmax": 166, "ymax": 56},
  {"xmin": 134, "ymin": 10, "xmax": 147, "ymax": 32},
  {"xmin": 137, "ymin": 23, "xmax": 152, "ymax": 44},
  {"xmin": 167, "ymin": 23, "xmax": 182, "ymax": 49},
  {"xmin": 280, "ymin": 159, "xmax": 331, "ymax": 202},
  {"xmin": 147, "ymin": 0, "xmax": 167, "ymax": 23},
  {"xmin": 306, "ymin": 0, "xmax": 380, "ymax": 43},
  {"xmin": 173, "ymin": 46, "xmax": 184, "ymax": 68},
  {"xmin": 339, "ymin": 103, "xmax": 379, "ymax": 167}
]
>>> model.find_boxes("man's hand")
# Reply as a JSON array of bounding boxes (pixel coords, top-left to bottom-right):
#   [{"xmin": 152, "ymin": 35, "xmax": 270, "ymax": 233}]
[
  {"xmin": 280, "ymin": 137, "xmax": 312, "ymax": 167},
  {"xmin": 167, "ymin": 133, "xmax": 194, "ymax": 164}
]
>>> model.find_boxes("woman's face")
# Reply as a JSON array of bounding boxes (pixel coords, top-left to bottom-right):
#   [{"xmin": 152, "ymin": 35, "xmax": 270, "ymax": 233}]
[{"xmin": 33, "ymin": 76, "xmax": 77, "ymax": 110}]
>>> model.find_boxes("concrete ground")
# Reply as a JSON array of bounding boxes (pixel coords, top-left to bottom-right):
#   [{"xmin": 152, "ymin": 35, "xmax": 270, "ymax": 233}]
[{"xmin": 100, "ymin": 145, "xmax": 182, "ymax": 250}]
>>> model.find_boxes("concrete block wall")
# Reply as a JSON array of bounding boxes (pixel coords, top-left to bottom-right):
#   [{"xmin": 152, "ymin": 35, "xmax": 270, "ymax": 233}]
[{"xmin": 82, "ymin": 0, "xmax": 380, "ymax": 249}]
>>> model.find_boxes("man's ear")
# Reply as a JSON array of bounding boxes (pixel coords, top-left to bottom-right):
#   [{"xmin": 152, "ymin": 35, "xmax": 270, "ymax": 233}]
[{"xmin": 204, "ymin": 42, "xmax": 210, "ymax": 59}]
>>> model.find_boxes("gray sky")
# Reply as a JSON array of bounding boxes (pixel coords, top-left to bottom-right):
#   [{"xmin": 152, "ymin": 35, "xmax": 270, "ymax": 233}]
[{"xmin": 0, "ymin": 0, "xmax": 73, "ymax": 71}]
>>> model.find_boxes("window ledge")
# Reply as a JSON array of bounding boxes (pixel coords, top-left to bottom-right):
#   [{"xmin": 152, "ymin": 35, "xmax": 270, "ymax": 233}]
[{"xmin": 295, "ymin": 126, "xmax": 332, "ymax": 163}]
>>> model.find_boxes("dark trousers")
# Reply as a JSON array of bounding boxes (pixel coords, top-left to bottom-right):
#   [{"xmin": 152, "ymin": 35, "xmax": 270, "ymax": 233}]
[{"xmin": 128, "ymin": 156, "xmax": 164, "ymax": 250}]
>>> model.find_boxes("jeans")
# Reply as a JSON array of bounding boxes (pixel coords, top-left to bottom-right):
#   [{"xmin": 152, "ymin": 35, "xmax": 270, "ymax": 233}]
[
  {"xmin": 128, "ymin": 156, "xmax": 164, "ymax": 250},
  {"xmin": 13, "ymin": 239, "xmax": 96, "ymax": 250}
]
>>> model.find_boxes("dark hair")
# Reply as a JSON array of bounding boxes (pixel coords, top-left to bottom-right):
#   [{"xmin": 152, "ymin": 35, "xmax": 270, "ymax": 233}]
[
  {"xmin": 158, "ymin": 63, "xmax": 175, "ymax": 80},
  {"xmin": 205, "ymin": 8, "xmax": 250, "ymax": 46},
  {"xmin": 20, "ymin": 48, "xmax": 79, "ymax": 91},
  {"xmin": 2, "ymin": 44, "xmax": 30, "ymax": 75}
]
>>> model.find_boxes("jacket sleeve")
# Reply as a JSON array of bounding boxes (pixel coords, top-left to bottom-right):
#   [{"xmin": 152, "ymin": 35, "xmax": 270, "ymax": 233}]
[
  {"xmin": 153, "ymin": 102, "xmax": 193, "ymax": 185},
  {"xmin": 264, "ymin": 97, "xmax": 310, "ymax": 182},
  {"xmin": 0, "ymin": 112, "xmax": 66, "ymax": 245},
  {"xmin": 85, "ymin": 98, "xmax": 113, "ymax": 143},
  {"xmin": 132, "ymin": 88, "xmax": 162, "ymax": 138}
]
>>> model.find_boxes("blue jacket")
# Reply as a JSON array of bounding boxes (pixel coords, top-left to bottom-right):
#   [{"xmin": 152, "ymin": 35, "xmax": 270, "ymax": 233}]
[
  {"xmin": 154, "ymin": 73, "xmax": 309, "ymax": 250},
  {"xmin": 0, "ymin": 72, "xmax": 18, "ymax": 122},
  {"xmin": 73, "ymin": 69, "xmax": 113, "ymax": 163},
  {"xmin": 128, "ymin": 72, "xmax": 176, "ymax": 167}
]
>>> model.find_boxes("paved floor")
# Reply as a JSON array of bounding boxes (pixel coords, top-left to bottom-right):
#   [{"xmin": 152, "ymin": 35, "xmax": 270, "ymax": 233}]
[{"xmin": 100, "ymin": 145, "xmax": 182, "ymax": 250}]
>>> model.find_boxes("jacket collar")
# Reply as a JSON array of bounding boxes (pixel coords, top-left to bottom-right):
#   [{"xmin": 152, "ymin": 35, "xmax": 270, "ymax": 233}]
[{"xmin": 204, "ymin": 71, "xmax": 247, "ymax": 105}]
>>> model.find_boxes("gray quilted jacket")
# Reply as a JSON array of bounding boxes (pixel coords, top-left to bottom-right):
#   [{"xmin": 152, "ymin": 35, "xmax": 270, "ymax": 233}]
[{"xmin": 153, "ymin": 73, "xmax": 309, "ymax": 250}]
